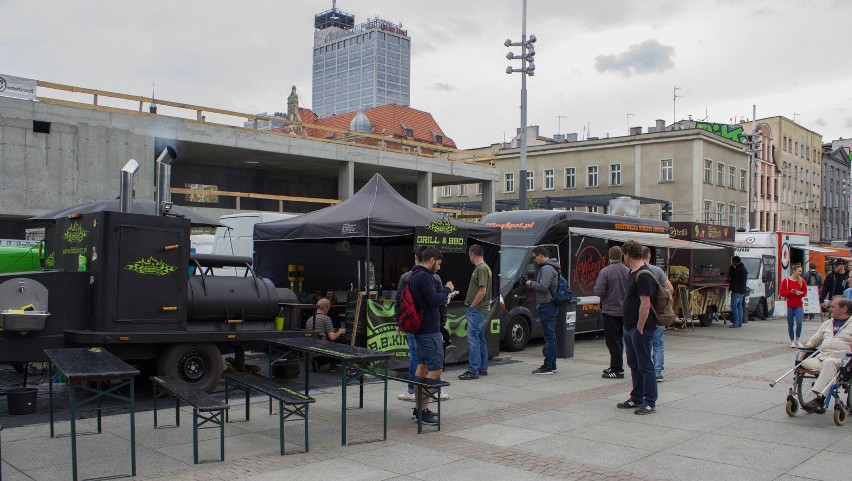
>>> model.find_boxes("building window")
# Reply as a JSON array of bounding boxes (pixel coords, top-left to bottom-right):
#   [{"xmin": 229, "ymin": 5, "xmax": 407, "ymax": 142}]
[
  {"xmin": 740, "ymin": 169, "xmax": 747, "ymax": 191},
  {"xmin": 704, "ymin": 201, "xmax": 711, "ymax": 223},
  {"xmin": 588, "ymin": 165, "xmax": 599, "ymax": 187},
  {"xmin": 565, "ymin": 167, "xmax": 576, "ymax": 188},
  {"xmin": 476, "ymin": 182, "xmax": 483, "ymax": 196},
  {"xmin": 717, "ymin": 163, "xmax": 725, "ymax": 186},
  {"xmin": 526, "ymin": 171, "xmax": 534, "ymax": 191},
  {"xmin": 588, "ymin": 206, "xmax": 599, "ymax": 213},
  {"xmin": 505, "ymin": 172, "xmax": 514, "ymax": 193},
  {"xmin": 728, "ymin": 166, "xmax": 736, "ymax": 189},
  {"xmin": 704, "ymin": 159, "xmax": 712, "ymax": 183},
  {"xmin": 661, "ymin": 159, "xmax": 673, "ymax": 182},
  {"xmin": 717, "ymin": 203, "xmax": 725, "ymax": 224},
  {"xmin": 441, "ymin": 185, "xmax": 452, "ymax": 197},
  {"xmin": 610, "ymin": 164, "xmax": 621, "ymax": 186},
  {"xmin": 544, "ymin": 169, "xmax": 554, "ymax": 190},
  {"xmin": 729, "ymin": 203, "xmax": 736, "ymax": 226},
  {"xmin": 458, "ymin": 184, "xmax": 468, "ymax": 196},
  {"xmin": 783, "ymin": 136, "xmax": 787, "ymax": 151}
]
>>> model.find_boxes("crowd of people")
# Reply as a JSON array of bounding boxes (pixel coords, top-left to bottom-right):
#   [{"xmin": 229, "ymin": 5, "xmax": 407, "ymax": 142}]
[{"xmin": 306, "ymin": 242, "xmax": 852, "ymax": 422}]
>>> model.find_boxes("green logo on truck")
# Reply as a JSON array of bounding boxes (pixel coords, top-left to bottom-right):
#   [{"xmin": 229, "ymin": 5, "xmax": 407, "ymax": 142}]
[
  {"xmin": 63, "ymin": 223, "xmax": 89, "ymax": 243},
  {"xmin": 125, "ymin": 257, "xmax": 177, "ymax": 276}
]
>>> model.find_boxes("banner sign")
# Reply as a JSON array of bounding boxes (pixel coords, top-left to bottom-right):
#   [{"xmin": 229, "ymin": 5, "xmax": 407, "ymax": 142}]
[
  {"xmin": 415, "ymin": 218, "xmax": 467, "ymax": 253},
  {"xmin": 0, "ymin": 74, "xmax": 37, "ymax": 101}
]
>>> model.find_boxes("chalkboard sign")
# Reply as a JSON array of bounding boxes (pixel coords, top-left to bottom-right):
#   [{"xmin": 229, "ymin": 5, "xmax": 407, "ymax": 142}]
[{"xmin": 342, "ymin": 291, "xmax": 359, "ymax": 345}]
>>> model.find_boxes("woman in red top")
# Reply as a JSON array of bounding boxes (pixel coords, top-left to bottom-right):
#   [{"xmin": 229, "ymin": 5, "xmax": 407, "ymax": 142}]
[{"xmin": 779, "ymin": 264, "xmax": 807, "ymax": 348}]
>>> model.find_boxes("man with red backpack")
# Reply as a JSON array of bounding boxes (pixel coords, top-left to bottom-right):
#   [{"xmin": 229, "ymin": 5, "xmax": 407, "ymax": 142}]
[{"xmin": 407, "ymin": 247, "xmax": 454, "ymax": 425}]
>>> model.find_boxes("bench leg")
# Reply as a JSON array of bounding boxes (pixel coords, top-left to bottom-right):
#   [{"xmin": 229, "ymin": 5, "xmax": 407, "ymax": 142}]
[
  {"xmin": 153, "ymin": 383, "xmax": 159, "ymax": 428},
  {"xmin": 192, "ymin": 409, "xmax": 198, "ymax": 465},
  {"xmin": 305, "ymin": 404, "xmax": 310, "ymax": 452},
  {"xmin": 219, "ymin": 410, "xmax": 225, "ymax": 462},
  {"xmin": 278, "ymin": 400, "xmax": 285, "ymax": 456}
]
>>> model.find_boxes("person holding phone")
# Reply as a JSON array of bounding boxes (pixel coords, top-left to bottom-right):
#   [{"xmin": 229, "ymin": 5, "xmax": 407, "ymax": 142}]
[{"xmin": 780, "ymin": 264, "xmax": 807, "ymax": 348}]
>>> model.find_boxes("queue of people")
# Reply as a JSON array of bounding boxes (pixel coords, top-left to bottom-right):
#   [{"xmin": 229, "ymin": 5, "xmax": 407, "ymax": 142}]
[{"xmin": 303, "ymin": 240, "xmax": 852, "ymax": 423}]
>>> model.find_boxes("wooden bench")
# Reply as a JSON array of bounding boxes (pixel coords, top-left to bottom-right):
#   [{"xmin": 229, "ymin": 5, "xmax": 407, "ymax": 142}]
[
  {"xmin": 384, "ymin": 374, "xmax": 450, "ymax": 433},
  {"xmin": 150, "ymin": 376, "xmax": 230, "ymax": 465},
  {"xmin": 222, "ymin": 371, "xmax": 315, "ymax": 455}
]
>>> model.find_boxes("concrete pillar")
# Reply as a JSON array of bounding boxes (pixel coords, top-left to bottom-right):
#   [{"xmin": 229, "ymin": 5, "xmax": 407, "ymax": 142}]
[
  {"xmin": 481, "ymin": 180, "xmax": 495, "ymax": 214},
  {"xmin": 338, "ymin": 161, "xmax": 354, "ymax": 200},
  {"xmin": 417, "ymin": 171, "xmax": 433, "ymax": 209}
]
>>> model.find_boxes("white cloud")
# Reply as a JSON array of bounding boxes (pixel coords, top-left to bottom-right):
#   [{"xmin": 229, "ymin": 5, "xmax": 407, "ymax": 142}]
[{"xmin": 594, "ymin": 40, "xmax": 675, "ymax": 77}]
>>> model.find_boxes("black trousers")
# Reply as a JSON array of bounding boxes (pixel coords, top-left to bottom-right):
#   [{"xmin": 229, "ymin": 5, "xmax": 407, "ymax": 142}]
[{"xmin": 602, "ymin": 313, "xmax": 624, "ymax": 371}]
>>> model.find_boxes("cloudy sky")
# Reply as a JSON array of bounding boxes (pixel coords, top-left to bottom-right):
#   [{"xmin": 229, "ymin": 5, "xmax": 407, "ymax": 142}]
[{"xmin": 2, "ymin": 0, "xmax": 850, "ymax": 149}]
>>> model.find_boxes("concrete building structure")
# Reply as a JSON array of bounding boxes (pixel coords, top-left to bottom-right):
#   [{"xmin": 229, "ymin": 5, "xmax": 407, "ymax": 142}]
[
  {"xmin": 741, "ymin": 117, "xmax": 822, "ymax": 236},
  {"xmin": 438, "ymin": 125, "xmax": 750, "ymax": 225},
  {"xmin": 0, "ymin": 93, "xmax": 497, "ymax": 237},
  {"xmin": 312, "ymin": 4, "xmax": 410, "ymax": 118},
  {"xmin": 821, "ymin": 145, "xmax": 851, "ymax": 243}
]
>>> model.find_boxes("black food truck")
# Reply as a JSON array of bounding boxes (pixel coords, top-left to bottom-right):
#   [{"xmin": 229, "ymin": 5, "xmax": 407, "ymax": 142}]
[
  {"xmin": 482, "ymin": 210, "xmax": 717, "ymax": 351},
  {"xmin": 0, "ymin": 152, "xmax": 308, "ymax": 392}
]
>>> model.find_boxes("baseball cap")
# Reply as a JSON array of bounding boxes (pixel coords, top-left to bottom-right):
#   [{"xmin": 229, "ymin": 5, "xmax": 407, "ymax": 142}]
[{"xmin": 834, "ymin": 258, "xmax": 846, "ymax": 267}]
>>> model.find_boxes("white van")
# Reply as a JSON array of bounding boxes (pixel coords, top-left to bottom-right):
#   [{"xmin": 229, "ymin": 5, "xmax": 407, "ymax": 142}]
[
  {"xmin": 213, "ymin": 212, "xmax": 298, "ymax": 275},
  {"xmin": 735, "ymin": 231, "xmax": 811, "ymax": 319}
]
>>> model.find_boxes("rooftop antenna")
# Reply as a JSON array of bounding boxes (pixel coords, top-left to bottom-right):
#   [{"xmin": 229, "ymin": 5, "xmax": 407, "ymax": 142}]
[
  {"xmin": 793, "ymin": 112, "xmax": 801, "ymax": 123},
  {"xmin": 557, "ymin": 115, "xmax": 567, "ymax": 135},
  {"xmin": 672, "ymin": 86, "xmax": 683, "ymax": 124},
  {"xmin": 626, "ymin": 113, "xmax": 635, "ymax": 135},
  {"xmin": 699, "ymin": 106, "xmax": 709, "ymax": 121}
]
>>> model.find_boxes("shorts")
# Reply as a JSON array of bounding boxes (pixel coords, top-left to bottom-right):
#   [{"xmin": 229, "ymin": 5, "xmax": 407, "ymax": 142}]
[{"xmin": 414, "ymin": 332, "xmax": 444, "ymax": 371}]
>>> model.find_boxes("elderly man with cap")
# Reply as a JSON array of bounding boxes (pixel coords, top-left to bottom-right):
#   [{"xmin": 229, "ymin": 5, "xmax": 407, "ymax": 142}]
[{"xmin": 820, "ymin": 259, "xmax": 849, "ymax": 310}]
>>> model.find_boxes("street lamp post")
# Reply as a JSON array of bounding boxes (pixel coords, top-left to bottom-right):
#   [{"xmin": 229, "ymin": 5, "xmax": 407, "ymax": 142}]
[{"xmin": 505, "ymin": 0, "xmax": 536, "ymax": 210}]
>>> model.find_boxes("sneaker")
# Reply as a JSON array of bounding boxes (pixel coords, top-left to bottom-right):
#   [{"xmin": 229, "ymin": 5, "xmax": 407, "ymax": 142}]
[
  {"xmin": 634, "ymin": 405, "xmax": 656, "ymax": 415},
  {"xmin": 656, "ymin": 374, "xmax": 665, "ymax": 382},
  {"xmin": 796, "ymin": 341, "xmax": 804, "ymax": 349},
  {"xmin": 616, "ymin": 399, "xmax": 640, "ymax": 409},
  {"xmin": 790, "ymin": 341, "xmax": 796, "ymax": 348},
  {"xmin": 602, "ymin": 369, "xmax": 625, "ymax": 379},
  {"xmin": 458, "ymin": 370, "xmax": 479, "ymax": 380},
  {"xmin": 531, "ymin": 365, "xmax": 555, "ymax": 375},
  {"xmin": 398, "ymin": 391, "xmax": 415, "ymax": 401},
  {"xmin": 418, "ymin": 409, "xmax": 439, "ymax": 425},
  {"xmin": 478, "ymin": 370, "xmax": 488, "ymax": 376},
  {"xmin": 439, "ymin": 390, "xmax": 449, "ymax": 400}
]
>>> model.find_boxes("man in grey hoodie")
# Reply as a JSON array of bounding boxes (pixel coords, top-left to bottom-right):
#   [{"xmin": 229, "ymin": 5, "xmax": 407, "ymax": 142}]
[
  {"xmin": 526, "ymin": 246, "xmax": 560, "ymax": 375},
  {"xmin": 594, "ymin": 246, "xmax": 629, "ymax": 379}
]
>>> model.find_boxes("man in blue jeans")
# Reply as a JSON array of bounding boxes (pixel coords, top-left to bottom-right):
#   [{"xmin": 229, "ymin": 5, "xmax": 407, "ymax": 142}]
[
  {"xmin": 526, "ymin": 246, "xmax": 560, "ymax": 375},
  {"xmin": 642, "ymin": 246, "xmax": 674, "ymax": 382},
  {"xmin": 729, "ymin": 256, "xmax": 748, "ymax": 328},
  {"xmin": 617, "ymin": 240, "xmax": 658, "ymax": 415},
  {"xmin": 409, "ymin": 247, "xmax": 454, "ymax": 425},
  {"xmin": 458, "ymin": 245, "xmax": 492, "ymax": 380}
]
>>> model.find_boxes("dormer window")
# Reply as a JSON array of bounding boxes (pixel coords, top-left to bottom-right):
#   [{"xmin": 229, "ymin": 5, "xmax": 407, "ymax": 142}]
[
  {"xmin": 401, "ymin": 123, "xmax": 414, "ymax": 137},
  {"xmin": 430, "ymin": 129, "xmax": 443, "ymax": 144}
]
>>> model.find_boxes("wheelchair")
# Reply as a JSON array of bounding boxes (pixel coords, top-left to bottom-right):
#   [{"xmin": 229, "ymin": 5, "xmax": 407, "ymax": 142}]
[{"xmin": 784, "ymin": 349, "xmax": 852, "ymax": 426}]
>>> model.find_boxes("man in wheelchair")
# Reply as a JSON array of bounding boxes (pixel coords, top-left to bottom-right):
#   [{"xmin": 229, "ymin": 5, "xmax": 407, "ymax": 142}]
[{"xmin": 800, "ymin": 296, "xmax": 852, "ymax": 412}]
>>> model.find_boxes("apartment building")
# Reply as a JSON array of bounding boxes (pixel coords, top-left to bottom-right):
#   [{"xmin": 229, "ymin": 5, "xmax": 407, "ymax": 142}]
[{"xmin": 439, "ymin": 126, "xmax": 750, "ymax": 225}]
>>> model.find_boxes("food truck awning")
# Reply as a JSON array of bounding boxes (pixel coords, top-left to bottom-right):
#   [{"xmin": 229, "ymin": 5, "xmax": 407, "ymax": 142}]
[
  {"xmin": 791, "ymin": 244, "xmax": 836, "ymax": 254},
  {"xmin": 570, "ymin": 227, "xmax": 721, "ymax": 250},
  {"xmin": 692, "ymin": 239, "xmax": 754, "ymax": 249}
]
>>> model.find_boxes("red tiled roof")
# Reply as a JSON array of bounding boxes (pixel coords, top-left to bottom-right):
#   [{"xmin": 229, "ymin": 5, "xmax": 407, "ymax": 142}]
[{"xmin": 291, "ymin": 104, "xmax": 456, "ymax": 149}]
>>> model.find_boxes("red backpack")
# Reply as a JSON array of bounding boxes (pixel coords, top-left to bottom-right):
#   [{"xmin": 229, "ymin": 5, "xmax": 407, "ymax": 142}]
[{"xmin": 398, "ymin": 269, "xmax": 424, "ymax": 333}]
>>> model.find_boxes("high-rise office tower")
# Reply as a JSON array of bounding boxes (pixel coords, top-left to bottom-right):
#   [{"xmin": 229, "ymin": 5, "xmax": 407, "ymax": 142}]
[{"xmin": 312, "ymin": 3, "xmax": 411, "ymax": 118}]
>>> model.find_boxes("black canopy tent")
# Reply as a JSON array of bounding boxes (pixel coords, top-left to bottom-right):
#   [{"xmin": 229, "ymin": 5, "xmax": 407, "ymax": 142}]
[
  {"xmin": 253, "ymin": 174, "xmax": 502, "ymax": 365},
  {"xmin": 254, "ymin": 173, "xmax": 500, "ymax": 290}
]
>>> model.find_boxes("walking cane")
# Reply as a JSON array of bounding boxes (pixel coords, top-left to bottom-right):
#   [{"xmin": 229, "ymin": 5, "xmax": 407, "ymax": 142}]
[{"xmin": 770, "ymin": 349, "xmax": 820, "ymax": 387}]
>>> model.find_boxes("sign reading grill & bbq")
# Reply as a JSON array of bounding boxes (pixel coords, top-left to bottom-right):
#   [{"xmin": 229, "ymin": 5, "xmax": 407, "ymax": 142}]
[{"xmin": 415, "ymin": 218, "xmax": 467, "ymax": 253}]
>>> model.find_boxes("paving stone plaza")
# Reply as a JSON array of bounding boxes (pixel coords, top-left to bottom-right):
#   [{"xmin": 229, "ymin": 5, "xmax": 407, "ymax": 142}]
[{"xmin": 2, "ymin": 316, "xmax": 848, "ymax": 481}]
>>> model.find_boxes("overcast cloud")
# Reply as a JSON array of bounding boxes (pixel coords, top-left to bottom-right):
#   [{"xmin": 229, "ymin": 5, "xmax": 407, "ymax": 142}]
[
  {"xmin": 1, "ymin": 0, "xmax": 850, "ymax": 148},
  {"xmin": 595, "ymin": 40, "xmax": 675, "ymax": 76}
]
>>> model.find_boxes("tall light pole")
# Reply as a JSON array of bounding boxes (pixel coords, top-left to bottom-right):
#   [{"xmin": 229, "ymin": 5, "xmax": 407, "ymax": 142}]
[{"xmin": 506, "ymin": 0, "xmax": 536, "ymax": 210}]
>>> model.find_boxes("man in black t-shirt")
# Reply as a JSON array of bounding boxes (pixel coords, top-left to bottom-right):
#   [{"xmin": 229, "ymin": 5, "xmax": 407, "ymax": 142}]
[{"xmin": 616, "ymin": 240, "xmax": 658, "ymax": 415}]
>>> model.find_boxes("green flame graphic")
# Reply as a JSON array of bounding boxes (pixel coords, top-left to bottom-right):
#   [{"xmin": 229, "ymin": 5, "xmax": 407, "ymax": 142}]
[{"xmin": 125, "ymin": 257, "xmax": 178, "ymax": 276}]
